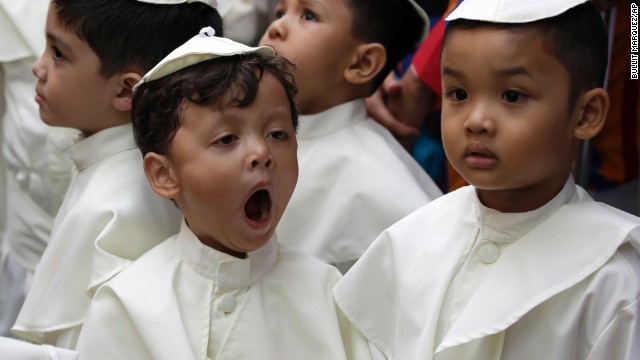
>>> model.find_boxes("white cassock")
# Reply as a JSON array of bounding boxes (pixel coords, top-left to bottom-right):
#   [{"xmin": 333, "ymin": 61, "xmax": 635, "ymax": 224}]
[
  {"xmin": 276, "ymin": 99, "xmax": 442, "ymax": 271},
  {"xmin": 334, "ymin": 176, "xmax": 640, "ymax": 360},
  {"xmin": 0, "ymin": 0, "xmax": 78, "ymax": 338},
  {"xmin": 12, "ymin": 124, "xmax": 182, "ymax": 350},
  {"xmin": 217, "ymin": 0, "xmax": 279, "ymax": 46},
  {"xmin": 76, "ymin": 220, "xmax": 373, "ymax": 360}
]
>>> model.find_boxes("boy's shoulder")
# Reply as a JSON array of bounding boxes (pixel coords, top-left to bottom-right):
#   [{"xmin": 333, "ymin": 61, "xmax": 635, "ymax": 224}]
[
  {"xmin": 99, "ymin": 235, "xmax": 178, "ymax": 293},
  {"xmin": 298, "ymin": 100, "xmax": 442, "ymax": 195},
  {"xmin": 271, "ymin": 242, "xmax": 343, "ymax": 285},
  {"xmin": 384, "ymin": 184, "xmax": 475, "ymax": 230}
]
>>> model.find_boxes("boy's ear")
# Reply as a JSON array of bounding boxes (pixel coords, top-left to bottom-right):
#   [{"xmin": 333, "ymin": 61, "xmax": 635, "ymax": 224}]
[
  {"xmin": 143, "ymin": 152, "xmax": 181, "ymax": 200},
  {"xmin": 112, "ymin": 71, "xmax": 143, "ymax": 112},
  {"xmin": 573, "ymin": 87, "xmax": 609, "ymax": 140},
  {"xmin": 343, "ymin": 43, "xmax": 386, "ymax": 86}
]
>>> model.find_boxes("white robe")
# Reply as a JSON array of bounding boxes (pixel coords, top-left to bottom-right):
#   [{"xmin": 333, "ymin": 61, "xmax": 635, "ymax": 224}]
[
  {"xmin": 12, "ymin": 124, "xmax": 182, "ymax": 349},
  {"xmin": 218, "ymin": 0, "xmax": 279, "ymax": 46},
  {"xmin": 334, "ymin": 177, "xmax": 640, "ymax": 359},
  {"xmin": 276, "ymin": 99, "xmax": 442, "ymax": 271},
  {"xmin": 0, "ymin": 0, "xmax": 77, "ymax": 338},
  {"xmin": 76, "ymin": 220, "xmax": 372, "ymax": 360}
]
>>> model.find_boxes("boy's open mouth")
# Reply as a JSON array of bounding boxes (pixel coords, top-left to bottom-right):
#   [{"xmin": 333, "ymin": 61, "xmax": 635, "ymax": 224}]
[{"xmin": 244, "ymin": 189, "xmax": 272, "ymax": 222}]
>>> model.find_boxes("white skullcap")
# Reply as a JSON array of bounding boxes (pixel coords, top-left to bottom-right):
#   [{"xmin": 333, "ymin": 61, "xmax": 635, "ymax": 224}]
[
  {"xmin": 407, "ymin": 0, "xmax": 430, "ymax": 39},
  {"xmin": 134, "ymin": 27, "xmax": 275, "ymax": 90},
  {"xmin": 135, "ymin": 0, "xmax": 237, "ymax": 15},
  {"xmin": 136, "ymin": 0, "xmax": 216, "ymax": 7},
  {"xmin": 446, "ymin": 0, "xmax": 590, "ymax": 23}
]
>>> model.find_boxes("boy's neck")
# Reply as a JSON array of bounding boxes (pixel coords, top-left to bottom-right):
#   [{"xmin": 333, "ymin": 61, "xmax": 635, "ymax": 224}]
[
  {"xmin": 80, "ymin": 112, "xmax": 132, "ymax": 138},
  {"xmin": 476, "ymin": 174, "xmax": 571, "ymax": 213},
  {"xmin": 300, "ymin": 86, "xmax": 369, "ymax": 115}
]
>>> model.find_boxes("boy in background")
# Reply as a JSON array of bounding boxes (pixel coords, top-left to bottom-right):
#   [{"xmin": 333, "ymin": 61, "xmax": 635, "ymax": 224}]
[
  {"xmin": 260, "ymin": 0, "xmax": 442, "ymax": 273},
  {"xmin": 76, "ymin": 30, "xmax": 371, "ymax": 359},
  {"xmin": 334, "ymin": 0, "xmax": 640, "ymax": 358},
  {"xmin": 0, "ymin": 0, "xmax": 76, "ymax": 338},
  {"xmin": 7, "ymin": 0, "xmax": 223, "ymax": 355}
]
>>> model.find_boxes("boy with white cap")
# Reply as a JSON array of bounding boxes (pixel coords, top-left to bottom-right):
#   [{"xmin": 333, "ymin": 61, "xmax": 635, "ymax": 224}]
[
  {"xmin": 75, "ymin": 30, "xmax": 371, "ymax": 360},
  {"xmin": 334, "ymin": 0, "xmax": 640, "ymax": 358},
  {"xmin": 4, "ymin": 0, "xmax": 224, "ymax": 355},
  {"xmin": 259, "ymin": 0, "xmax": 442, "ymax": 273}
]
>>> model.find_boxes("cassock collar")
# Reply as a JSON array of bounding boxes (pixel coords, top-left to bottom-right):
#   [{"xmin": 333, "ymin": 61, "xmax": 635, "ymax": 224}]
[
  {"xmin": 474, "ymin": 176, "xmax": 576, "ymax": 244},
  {"xmin": 296, "ymin": 99, "xmax": 366, "ymax": 140},
  {"xmin": 176, "ymin": 219, "xmax": 279, "ymax": 293},
  {"xmin": 68, "ymin": 123, "xmax": 137, "ymax": 171}
]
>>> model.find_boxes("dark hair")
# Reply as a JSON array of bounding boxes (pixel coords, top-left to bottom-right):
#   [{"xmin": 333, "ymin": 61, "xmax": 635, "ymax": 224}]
[
  {"xmin": 345, "ymin": 0, "xmax": 426, "ymax": 92},
  {"xmin": 52, "ymin": 0, "xmax": 224, "ymax": 77},
  {"xmin": 132, "ymin": 54, "xmax": 299, "ymax": 156},
  {"xmin": 444, "ymin": 2, "xmax": 608, "ymax": 105}
]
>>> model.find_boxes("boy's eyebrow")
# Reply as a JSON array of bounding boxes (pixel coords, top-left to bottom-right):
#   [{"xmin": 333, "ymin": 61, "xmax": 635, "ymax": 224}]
[
  {"xmin": 442, "ymin": 66, "xmax": 532, "ymax": 78},
  {"xmin": 46, "ymin": 31, "xmax": 72, "ymax": 53},
  {"xmin": 442, "ymin": 67, "xmax": 463, "ymax": 78},
  {"xmin": 299, "ymin": 0, "xmax": 323, "ymax": 9},
  {"xmin": 496, "ymin": 66, "xmax": 532, "ymax": 77}
]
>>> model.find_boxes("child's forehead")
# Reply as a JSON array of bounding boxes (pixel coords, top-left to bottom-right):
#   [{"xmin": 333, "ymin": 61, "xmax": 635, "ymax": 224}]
[
  {"xmin": 443, "ymin": 23, "xmax": 541, "ymax": 54},
  {"xmin": 47, "ymin": 3, "xmax": 94, "ymax": 49},
  {"xmin": 46, "ymin": 8, "xmax": 95, "ymax": 54},
  {"xmin": 441, "ymin": 25, "xmax": 566, "ymax": 81}
]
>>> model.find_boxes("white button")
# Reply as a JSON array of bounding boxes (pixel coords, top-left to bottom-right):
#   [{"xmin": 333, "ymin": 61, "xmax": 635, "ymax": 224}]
[
  {"xmin": 220, "ymin": 293, "xmax": 237, "ymax": 313},
  {"xmin": 479, "ymin": 243, "xmax": 500, "ymax": 264},
  {"xmin": 15, "ymin": 171, "xmax": 27, "ymax": 183}
]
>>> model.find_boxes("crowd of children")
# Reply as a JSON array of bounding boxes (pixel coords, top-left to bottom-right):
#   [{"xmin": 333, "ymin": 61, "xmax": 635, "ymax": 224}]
[{"xmin": 0, "ymin": 0, "xmax": 638, "ymax": 359}]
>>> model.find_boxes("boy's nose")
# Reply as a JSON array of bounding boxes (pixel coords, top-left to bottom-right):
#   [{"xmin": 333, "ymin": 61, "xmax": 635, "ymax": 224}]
[
  {"xmin": 248, "ymin": 143, "xmax": 273, "ymax": 169},
  {"xmin": 32, "ymin": 56, "xmax": 46, "ymax": 80},
  {"xmin": 464, "ymin": 104, "xmax": 496, "ymax": 135},
  {"xmin": 250, "ymin": 153, "xmax": 273, "ymax": 169},
  {"xmin": 252, "ymin": 157, "xmax": 273, "ymax": 168},
  {"xmin": 265, "ymin": 17, "xmax": 287, "ymax": 40}
]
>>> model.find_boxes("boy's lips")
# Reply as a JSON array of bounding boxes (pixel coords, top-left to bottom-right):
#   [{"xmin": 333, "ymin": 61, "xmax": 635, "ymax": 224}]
[
  {"xmin": 34, "ymin": 89, "xmax": 45, "ymax": 104},
  {"xmin": 464, "ymin": 143, "xmax": 497, "ymax": 169}
]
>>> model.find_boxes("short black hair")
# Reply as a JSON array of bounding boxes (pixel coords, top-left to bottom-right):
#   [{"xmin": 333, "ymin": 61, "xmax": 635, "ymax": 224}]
[
  {"xmin": 444, "ymin": 1, "xmax": 608, "ymax": 105},
  {"xmin": 345, "ymin": 0, "xmax": 426, "ymax": 92},
  {"xmin": 52, "ymin": 0, "xmax": 224, "ymax": 77},
  {"xmin": 132, "ymin": 54, "xmax": 298, "ymax": 156}
]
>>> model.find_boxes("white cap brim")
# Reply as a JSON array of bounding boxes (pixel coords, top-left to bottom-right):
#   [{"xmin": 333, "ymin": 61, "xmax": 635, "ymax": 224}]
[
  {"xmin": 407, "ymin": 0, "xmax": 430, "ymax": 40},
  {"xmin": 135, "ymin": 31, "xmax": 275, "ymax": 90},
  {"xmin": 446, "ymin": 0, "xmax": 589, "ymax": 23},
  {"xmin": 136, "ymin": 0, "xmax": 217, "ymax": 7}
]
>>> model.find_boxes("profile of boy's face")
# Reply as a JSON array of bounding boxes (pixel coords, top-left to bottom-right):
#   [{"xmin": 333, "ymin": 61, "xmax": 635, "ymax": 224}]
[
  {"xmin": 440, "ymin": 26, "xmax": 583, "ymax": 211},
  {"xmin": 156, "ymin": 72, "xmax": 298, "ymax": 257},
  {"xmin": 33, "ymin": 3, "xmax": 117, "ymax": 137}
]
